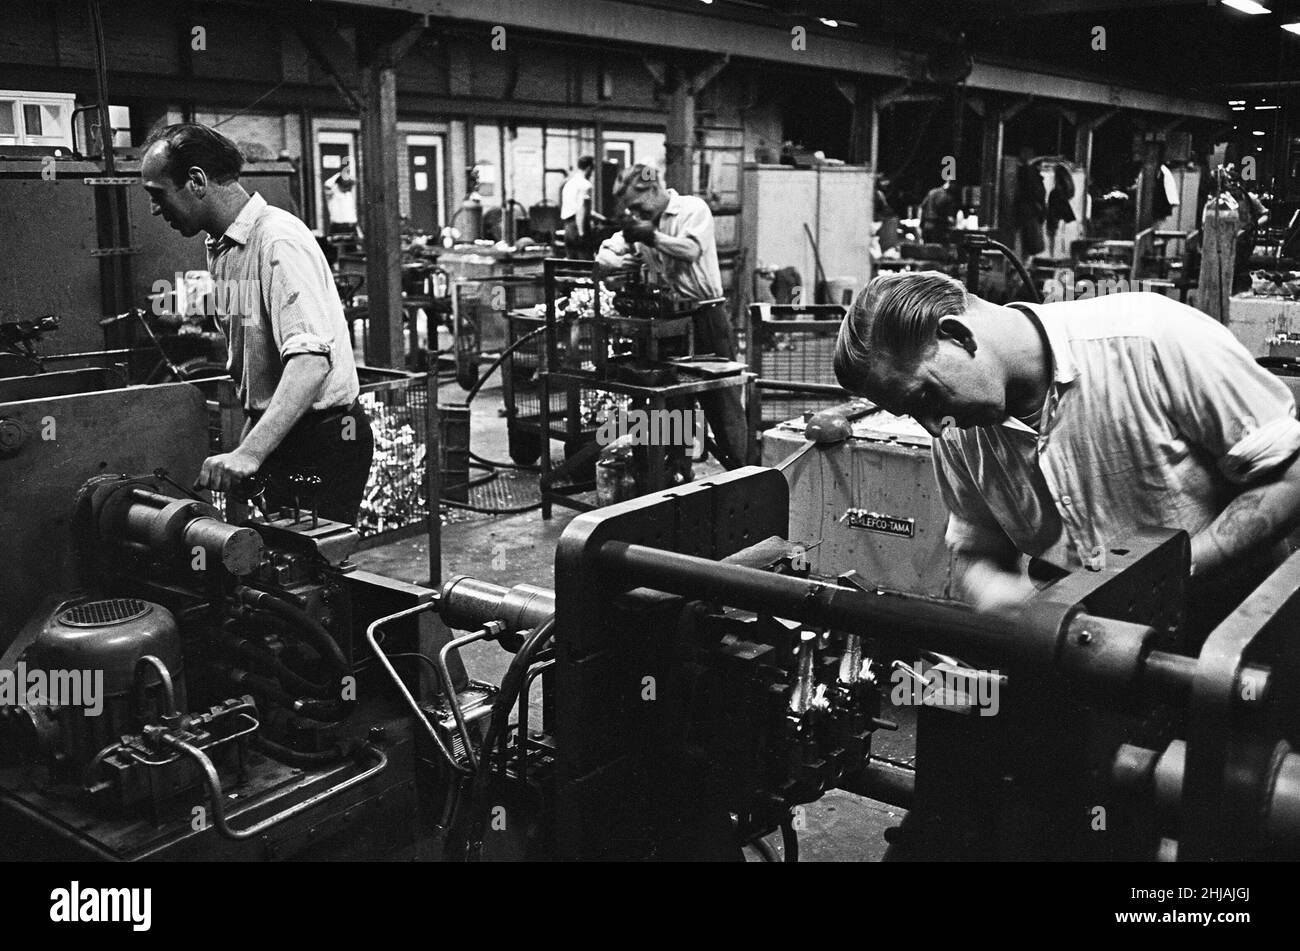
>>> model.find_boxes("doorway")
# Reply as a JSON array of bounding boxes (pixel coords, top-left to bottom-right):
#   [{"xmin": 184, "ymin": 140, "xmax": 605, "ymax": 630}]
[{"xmin": 406, "ymin": 134, "xmax": 446, "ymax": 234}]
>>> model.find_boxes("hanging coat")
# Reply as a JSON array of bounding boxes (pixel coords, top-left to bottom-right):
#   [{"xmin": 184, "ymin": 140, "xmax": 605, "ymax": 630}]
[
  {"xmin": 1046, "ymin": 164, "xmax": 1076, "ymax": 237},
  {"xmin": 1014, "ymin": 161, "xmax": 1047, "ymax": 256}
]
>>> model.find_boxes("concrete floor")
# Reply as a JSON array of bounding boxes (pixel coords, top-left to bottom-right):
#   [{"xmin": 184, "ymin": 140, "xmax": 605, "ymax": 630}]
[{"xmin": 354, "ymin": 372, "xmax": 908, "ymax": 860}]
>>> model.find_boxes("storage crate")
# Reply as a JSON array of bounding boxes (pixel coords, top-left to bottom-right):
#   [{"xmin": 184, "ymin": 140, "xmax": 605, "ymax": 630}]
[
  {"xmin": 745, "ymin": 303, "xmax": 848, "ymax": 429},
  {"xmin": 762, "ymin": 409, "xmax": 955, "ymax": 600}
]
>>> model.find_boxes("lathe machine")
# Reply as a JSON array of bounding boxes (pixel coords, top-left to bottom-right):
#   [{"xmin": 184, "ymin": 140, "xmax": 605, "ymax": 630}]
[{"xmin": 1, "ymin": 377, "xmax": 1298, "ymax": 860}]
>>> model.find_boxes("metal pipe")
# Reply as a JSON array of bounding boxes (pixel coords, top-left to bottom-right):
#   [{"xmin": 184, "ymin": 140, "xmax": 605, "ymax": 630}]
[
  {"xmin": 434, "ymin": 627, "xmax": 498, "ymax": 770},
  {"xmin": 165, "ymin": 733, "xmax": 387, "ymax": 840},
  {"xmin": 133, "ymin": 655, "xmax": 177, "ymax": 718},
  {"xmin": 365, "ymin": 603, "xmax": 470, "ymax": 775},
  {"xmin": 597, "ymin": 541, "xmax": 1062, "ymax": 665},
  {"xmin": 517, "ymin": 659, "xmax": 555, "ymax": 775}
]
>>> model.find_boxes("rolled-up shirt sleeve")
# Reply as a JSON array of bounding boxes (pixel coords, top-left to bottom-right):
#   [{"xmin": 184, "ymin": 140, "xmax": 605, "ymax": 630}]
[
  {"xmin": 932, "ymin": 434, "xmax": 1017, "ymax": 554},
  {"xmin": 264, "ymin": 238, "xmax": 336, "ymax": 364},
  {"xmin": 1154, "ymin": 313, "xmax": 1300, "ymax": 485}
]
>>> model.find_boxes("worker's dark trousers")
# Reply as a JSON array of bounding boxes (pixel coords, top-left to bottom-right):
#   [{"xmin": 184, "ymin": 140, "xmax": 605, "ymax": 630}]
[
  {"xmin": 562, "ymin": 220, "xmax": 594, "ymax": 260},
  {"xmin": 679, "ymin": 301, "xmax": 750, "ymax": 469},
  {"xmin": 256, "ymin": 399, "xmax": 375, "ymax": 525}
]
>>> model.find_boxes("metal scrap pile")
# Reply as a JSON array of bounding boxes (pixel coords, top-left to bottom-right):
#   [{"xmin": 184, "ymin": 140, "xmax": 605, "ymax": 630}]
[{"xmin": 356, "ymin": 392, "xmax": 427, "ymax": 536}]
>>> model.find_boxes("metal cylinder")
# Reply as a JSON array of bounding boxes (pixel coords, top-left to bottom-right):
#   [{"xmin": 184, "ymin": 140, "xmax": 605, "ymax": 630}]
[
  {"xmin": 25, "ymin": 597, "xmax": 184, "ymax": 774},
  {"xmin": 116, "ymin": 489, "xmax": 262, "ymax": 575},
  {"xmin": 183, "ymin": 517, "xmax": 263, "ymax": 576},
  {"xmin": 439, "ymin": 576, "xmax": 556, "ymax": 634},
  {"xmin": 838, "ymin": 633, "xmax": 863, "ymax": 685},
  {"xmin": 790, "ymin": 631, "xmax": 817, "ymax": 714}
]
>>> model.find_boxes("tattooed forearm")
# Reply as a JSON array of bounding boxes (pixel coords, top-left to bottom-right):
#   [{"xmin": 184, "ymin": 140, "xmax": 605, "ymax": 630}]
[
  {"xmin": 1213, "ymin": 491, "xmax": 1275, "ymax": 550},
  {"xmin": 1194, "ymin": 485, "xmax": 1294, "ymax": 575}
]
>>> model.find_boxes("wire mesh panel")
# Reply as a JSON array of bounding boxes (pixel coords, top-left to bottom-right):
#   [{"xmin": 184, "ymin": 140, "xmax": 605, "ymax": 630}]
[
  {"xmin": 746, "ymin": 304, "xmax": 849, "ymax": 428},
  {"xmin": 357, "ymin": 369, "xmax": 433, "ymax": 539},
  {"xmin": 502, "ymin": 310, "xmax": 630, "ymax": 466},
  {"xmin": 452, "ymin": 275, "xmax": 544, "ymax": 389}
]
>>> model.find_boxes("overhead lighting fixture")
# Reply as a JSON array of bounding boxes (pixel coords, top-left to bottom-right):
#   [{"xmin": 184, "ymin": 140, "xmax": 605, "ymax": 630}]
[
  {"xmin": 1253, "ymin": 129, "xmax": 1267, "ymax": 135},
  {"xmin": 1257, "ymin": 104, "xmax": 1280, "ymax": 110},
  {"xmin": 1222, "ymin": 0, "xmax": 1270, "ymax": 14},
  {"xmin": 1283, "ymin": 21, "xmax": 1300, "ymax": 33},
  {"xmin": 1228, "ymin": 99, "xmax": 1246, "ymax": 105},
  {"xmin": 1233, "ymin": 106, "xmax": 1247, "ymax": 111},
  {"xmin": 819, "ymin": 18, "xmax": 839, "ymax": 27}
]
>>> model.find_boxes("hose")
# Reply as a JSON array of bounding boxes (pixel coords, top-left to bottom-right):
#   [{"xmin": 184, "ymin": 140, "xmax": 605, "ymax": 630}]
[
  {"xmin": 989, "ymin": 237, "xmax": 1042, "ymax": 304},
  {"xmin": 251, "ymin": 734, "xmax": 358, "ymax": 768},
  {"xmin": 448, "ymin": 614, "xmax": 556, "ymax": 861},
  {"xmin": 441, "ymin": 497, "xmax": 543, "ymax": 516},
  {"xmin": 470, "ymin": 450, "xmax": 538, "ymax": 472},
  {"xmin": 464, "ymin": 325, "xmax": 546, "ymax": 406},
  {"xmin": 235, "ymin": 587, "xmax": 355, "ymax": 721}
]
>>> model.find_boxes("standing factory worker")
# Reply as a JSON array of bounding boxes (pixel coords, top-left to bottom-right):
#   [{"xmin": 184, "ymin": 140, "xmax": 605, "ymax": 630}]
[
  {"xmin": 833, "ymin": 270, "xmax": 1300, "ymax": 638},
  {"xmin": 323, "ymin": 159, "xmax": 359, "ymax": 237},
  {"xmin": 919, "ymin": 180, "xmax": 958, "ymax": 244},
  {"xmin": 560, "ymin": 155, "xmax": 597, "ymax": 259},
  {"xmin": 140, "ymin": 123, "xmax": 374, "ymax": 524},
  {"xmin": 595, "ymin": 164, "xmax": 750, "ymax": 469}
]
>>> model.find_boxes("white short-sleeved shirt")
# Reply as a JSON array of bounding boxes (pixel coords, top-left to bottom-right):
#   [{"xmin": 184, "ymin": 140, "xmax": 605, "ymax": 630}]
[
  {"xmin": 205, "ymin": 192, "xmax": 359, "ymax": 413},
  {"xmin": 598, "ymin": 189, "xmax": 723, "ymax": 302},
  {"xmin": 932, "ymin": 292, "xmax": 1300, "ymax": 570},
  {"xmin": 559, "ymin": 173, "xmax": 593, "ymax": 222}
]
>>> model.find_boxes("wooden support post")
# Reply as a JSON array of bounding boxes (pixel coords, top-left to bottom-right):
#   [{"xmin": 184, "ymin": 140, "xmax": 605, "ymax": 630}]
[
  {"xmin": 840, "ymin": 79, "xmax": 875, "ymax": 167},
  {"xmin": 665, "ymin": 68, "xmax": 696, "ymax": 193},
  {"xmin": 664, "ymin": 57, "xmax": 727, "ymax": 194},
  {"xmin": 870, "ymin": 100, "xmax": 880, "ymax": 173},
  {"xmin": 360, "ymin": 59, "xmax": 403, "ymax": 368},
  {"xmin": 980, "ymin": 104, "xmax": 1003, "ymax": 230},
  {"xmin": 357, "ymin": 18, "xmax": 425, "ymax": 369}
]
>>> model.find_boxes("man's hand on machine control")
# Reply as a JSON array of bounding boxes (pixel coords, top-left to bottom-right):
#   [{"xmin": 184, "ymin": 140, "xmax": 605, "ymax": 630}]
[{"xmin": 197, "ymin": 446, "xmax": 264, "ymax": 493}]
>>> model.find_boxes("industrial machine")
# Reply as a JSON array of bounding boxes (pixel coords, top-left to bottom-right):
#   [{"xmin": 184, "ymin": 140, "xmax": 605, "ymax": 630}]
[
  {"xmin": 405, "ymin": 467, "xmax": 1300, "ymax": 860},
  {"xmin": 2, "ymin": 370, "xmax": 1298, "ymax": 860},
  {"xmin": 0, "ymin": 377, "xmax": 454, "ymax": 860}
]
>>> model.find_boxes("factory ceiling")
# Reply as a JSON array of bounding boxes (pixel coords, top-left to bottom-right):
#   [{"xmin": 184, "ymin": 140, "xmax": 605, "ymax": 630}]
[
  {"xmin": 642, "ymin": 0, "xmax": 1300, "ymax": 93},
  {"xmin": 338, "ymin": 0, "xmax": 1235, "ymax": 119}
]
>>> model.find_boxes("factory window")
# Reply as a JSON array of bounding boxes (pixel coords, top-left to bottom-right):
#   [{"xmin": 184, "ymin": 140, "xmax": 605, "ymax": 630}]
[{"xmin": 0, "ymin": 90, "xmax": 74, "ymax": 148}]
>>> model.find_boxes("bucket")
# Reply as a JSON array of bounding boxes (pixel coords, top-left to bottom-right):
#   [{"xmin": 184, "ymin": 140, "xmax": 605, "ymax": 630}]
[{"xmin": 823, "ymin": 277, "xmax": 859, "ymax": 307}]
